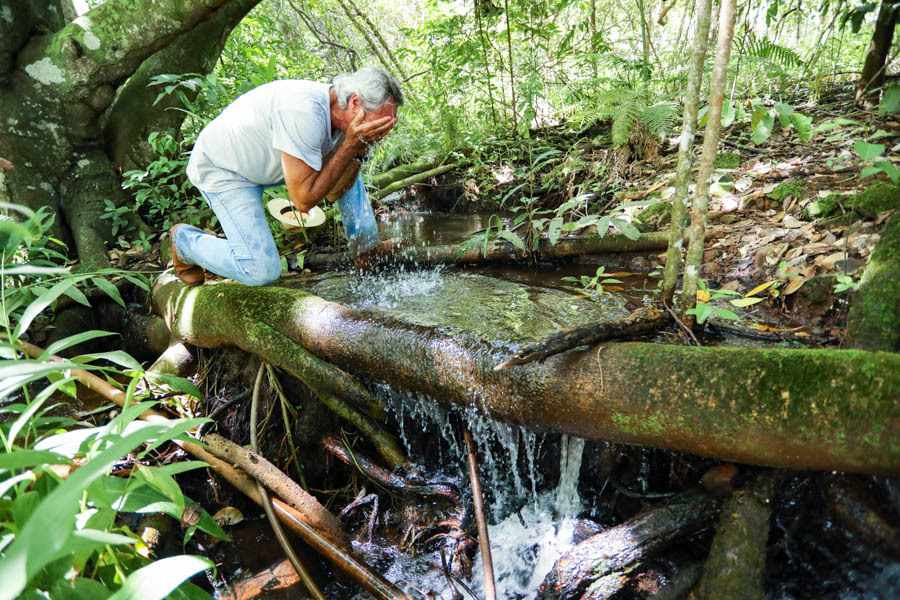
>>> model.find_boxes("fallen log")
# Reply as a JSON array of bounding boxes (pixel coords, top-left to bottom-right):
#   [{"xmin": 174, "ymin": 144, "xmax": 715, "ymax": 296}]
[
  {"xmin": 368, "ymin": 157, "xmax": 442, "ymax": 190},
  {"xmin": 302, "ymin": 232, "xmax": 675, "ymax": 270},
  {"xmin": 219, "ymin": 558, "xmax": 301, "ymax": 600},
  {"xmin": 537, "ymin": 490, "xmax": 719, "ymax": 599},
  {"xmin": 494, "ymin": 307, "xmax": 671, "ymax": 370},
  {"xmin": 153, "ymin": 276, "xmax": 900, "ymax": 475},
  {"xmin": 693, "ymin": 474, "xmax": 775, "ymax": 600}
]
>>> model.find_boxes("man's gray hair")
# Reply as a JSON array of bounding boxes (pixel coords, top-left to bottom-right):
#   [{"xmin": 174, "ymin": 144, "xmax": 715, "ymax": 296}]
[{"xmin": 333, "ymin": 67, "xmax": 404, "ymax": 110}]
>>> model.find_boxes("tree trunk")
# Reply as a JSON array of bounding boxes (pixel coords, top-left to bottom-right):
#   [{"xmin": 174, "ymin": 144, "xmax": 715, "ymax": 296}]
[
  {"xmin": 679, "ymin": 0, "xmax": 738, "ymax": 321},
  {"xmin": 661, "ymin": 0, "xmax": 714, "ymax": 304},
  {"xmin": 856, "ymin": 0, "xmax": 900, "ymax": 108},
  {"xmin": 0, "ymin": 0, "xmax": 260, "ymax": 264},
  {"xmin": 153, "ymin": 275, "xmax": 900, "ymax": 475}
]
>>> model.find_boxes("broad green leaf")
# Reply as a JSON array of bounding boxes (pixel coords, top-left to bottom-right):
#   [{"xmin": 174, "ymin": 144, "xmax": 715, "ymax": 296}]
[
  {"xmin": 146, "ymin": 373, "xmax": 202, "ymax": 400},
  {"xmin": 0, "ymin": 450, "xmax": 70, "ymax": 472},
  {"xmin": 50, "ymin": 577, "xmax": 110, "ymax": 600},
  {"xmin": 730, "ymin": 297, "xmax": 765, "ymax": 307},
  {"xmin": 774, "ymin": 103, "xmax": 794, "ymax": 126},
  {"xmin": 861, "ymin": 165, "xmax": 883, "ymax": 179},
  {"xmin": 61, "ymin": 285, "xmax": 90, "ymax": 307},
  {"xmin": 90, "ymin": 277, "xmax": 125, "ymax": 308},
  {"xmin": 594, "ymin": 215, "xmax": 612, "ymax": 237},
  {"xmin": 789, "ymin": 112, "xmax": 812, "ymax": 141},
  {"xmin": 497, "ymin": 229, "xmax": 528, "ymax": 251},
  {"xmin": 687, "ymin": 303, "xmax": 714, "ymax": 324},
  {"xmin": 854, "ymin": 140, "xmax": 885, "ymax": 161},
  {"xmin": 107, "ymin": 555, "xmax": 214, "ymax": 600},
  {"xmin": 0, "ymin": 423, "xmax": 180, "ymax": 600},
  {"xmin": 8, "ymin": 377, "xmax": 75, "ymax": 445},
  {"xmin": 547, "ymin": 217, "xmax": 563, "ymax": 246},
  {"xmin": 874, "ymin": 160, "xmax": 900, "ymax": 183},
  {"xmin": 714, "ymin": 308, "xmax": 741, "ymax": 321},
  {"xmin": 751, "ymin": 111, "xmax": 775, "ymax": 145},
  {"xmin": 14, "ymin": 279, "xmax": 76, "ymax": 339},
  {"xmin": 879, "ymin": 85, "xmax": 900, "ymax": 115},
  {"xmin": 73, "ymin": 350, "xmax": 142, "ymax": 372},
  {"xmin": 134, "ymin": 466, "xmax": 185, "ymax": 510},
  {"xmin": 610, "ymin": 218, "xmax": 640, "ymax": 240}
]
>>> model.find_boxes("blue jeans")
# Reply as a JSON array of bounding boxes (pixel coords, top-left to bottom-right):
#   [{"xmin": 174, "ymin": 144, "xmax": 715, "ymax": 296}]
[{"xmin": 174, "ymin": 175, "xmax": 379, "ymax": 286}]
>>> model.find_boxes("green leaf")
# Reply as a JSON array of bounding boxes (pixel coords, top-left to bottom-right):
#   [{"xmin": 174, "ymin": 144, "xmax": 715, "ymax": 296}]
[
  {"xmin": 50, "ymin": 577, "xmax": 111, "ymax": 600},
  {"xmin": 90, "ymin": 277, "xmax": 125, "ymax": 308},
  {"xmin": 0, "ymin": 450, "xmax": 70, "ymax": 472},
  {"xmin": 548, "ymin": 217, "xmax": 563, "ymax": 246},
  {"xmin": 610, "ymin": 218, "xmax": 641, "ymax": 240},
  {"xmin": 147, "ymin": 373, "xmax": 202, "ymax": 400},
  {"xmin": 774, "ymin": 103, "xmax": 794, "ymax": 126},
  {"xmin": 751, "ymin": 111, "xmax": 775, "ymax": 145},
  {"xmin": 687, "ymin": 303, "xmax": 714, "ymax": 324},
  {"xmin": 497, "ymin": 229, "xmax": 527, "ymax": 251},
  {"xmin": 107, "ymin": 555, "xmax": 214, "ymax": 600},
  {"xmin": 879, "ymin": 85, "xmax": 900, "ymax": 115},
  {"xmin": 854, "ymin": 140, "xmax": 885, "ymax": 161},
  {"xmin": 714, "ymin": 308, "xmax": 741, "ymax": 321},
  {"xmin": 789, "ymin": 112, "xmax": 812, "ymax": 141},
  {"xmin": 0, "ymin": 424, "xmax": 179, "ymax": 600},
  {"xmin": 73, "ymin": 351, "xmax": 142, "ymax": 372},
  {"xmin": 874, "ymin": 160, "xmax": 900, "ymax": 183},
  {"xmin": 861, "ymin": 165, "xmax": 883, "ymax": 179},
  {"xmin": 14, "ymin": 279, "xmax": 76, "ymax": 339},
  {"xmin": 134, "ymin": 466, "xmax": 185, "ymax": 510},
  {"xmin": 44, "ymin": 331, "xmax": 117, "ymax": 358}
]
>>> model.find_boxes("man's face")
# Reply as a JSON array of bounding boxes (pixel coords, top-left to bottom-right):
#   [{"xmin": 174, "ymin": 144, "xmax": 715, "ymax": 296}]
[{"xmin": 351, "ymin": 95, "xmax": 398, "ymax": 139}]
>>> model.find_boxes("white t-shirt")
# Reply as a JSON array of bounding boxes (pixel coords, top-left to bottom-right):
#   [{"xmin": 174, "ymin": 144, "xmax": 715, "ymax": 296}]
[{"xmin": 186, "ymin": 80, "xmax": 343, "ymax": 192}]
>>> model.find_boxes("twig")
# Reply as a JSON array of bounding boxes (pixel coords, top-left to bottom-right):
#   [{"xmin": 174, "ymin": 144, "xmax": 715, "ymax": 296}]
[
  {"xmin": 251, "ymin": 363, "xmax": 327, "ymax": 600},
  {"xmin": 662, "ymin": 301, "xmax": 701, "ymax": 347},
  {"xmin": 721, "ymin": 139, "xmax": 772, "ymax": 155},
  {"xmin": 464, "ymin": 430, "xmax": 496, "ymax": 600}
]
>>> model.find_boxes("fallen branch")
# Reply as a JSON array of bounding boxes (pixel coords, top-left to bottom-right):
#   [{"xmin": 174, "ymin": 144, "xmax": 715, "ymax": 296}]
[
  {"xmin": 538, "ymin": 490, "xmax": 719, "ymax": 599},
  {"xmin": 203, "ymin": 432, "xmax": 349, "ymax": 548},
  {"xmin": 369, "ymin": 157, "xmax": 442, "ymax": 189},
  {"xmin": 464, "ymin": 430, "xmax": 496, "ymax": 600},
  {"xmin": 219, "ymin": 558, "xmax": 300, "ymax": 600},
  {"xmin": 323, "ymin": 437, "xmax": 460, "ymax": 503},
  {"xmin": 372, "ymin": 162, "xmax": 465, "ymax": 201},
  {"xmin": 18, "ymin": 341, "xmax": 413, "ymax": 600},
  {"xmin": 494, "ymin": 306, "xmax": 671, "ymax": 370}
]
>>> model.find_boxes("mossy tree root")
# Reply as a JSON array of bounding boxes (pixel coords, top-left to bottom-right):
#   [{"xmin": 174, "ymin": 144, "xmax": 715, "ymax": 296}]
[
  {"xmin": 153, "ymin": 275, "xmax": 900, "ymax": 475},
  {"xmin": 694, "ymin": 474, "xmax": 774, "ymax": 600},
  {"xmin": 846, "ymin": 210, "xmax": 900, "ymax": 351}
]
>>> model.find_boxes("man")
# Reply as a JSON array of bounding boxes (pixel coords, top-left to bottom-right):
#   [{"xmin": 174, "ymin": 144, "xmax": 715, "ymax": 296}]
[{"xmin": 171, "ymin": 67, "xmax": 403, "ymax": 286}]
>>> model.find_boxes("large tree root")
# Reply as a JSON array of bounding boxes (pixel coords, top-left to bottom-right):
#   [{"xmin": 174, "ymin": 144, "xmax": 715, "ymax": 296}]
[
  {"xmin": 203, "ymin": 433, "xmax": 349, "ymax": 548},
  {"xmin": 153, "ymin": 275, "xmax": 900, "ymax": 474},
  {"xmin": 846, "ymin": 210, "xmax": 900, "ymax": 351},
  {"xmin": 537, "ymin": 490, "xmax": 719, "ymax": 599},
  {"xmin": 693, "ymin": 474, "xmax": 775, "ymax": 600}
]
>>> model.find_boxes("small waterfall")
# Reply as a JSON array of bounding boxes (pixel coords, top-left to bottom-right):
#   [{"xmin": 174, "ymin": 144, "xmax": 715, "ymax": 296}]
[{"xmin": 555, "ymin": 434, "xmax": 586, "ymax": 517}]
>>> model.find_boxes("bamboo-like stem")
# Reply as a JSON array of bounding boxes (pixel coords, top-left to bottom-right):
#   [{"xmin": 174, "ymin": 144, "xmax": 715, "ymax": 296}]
[
  {"xmin": 343, "ymin": 0, "xmax": 408, "ymax": 81},
  {"xmin": 464, "ymin": 430, "xmax": 496, "ymax": 600},
  {"xmin": 679, "ymin": 0, "xmax": 738, "ymax": 322},
  {"xmin": 249, "ymin": 364, "xmax": 327, "ymax": 600},
  {"xmin": 372, "ymin": 162, "xmax": 464, "ymax": 201},
  {"xmin": 335, "ymin": 1, "xmax": 396, "ymax": 77},
  {"xmin": 476, "ymin": 3, "xmax": 499, "ymax": 127},
  {"xmin": 17, "ymin": 341, "xmax": 412, "ymax": 600},
  {"xmin": 661, "ymin": 0, "xmax": 714, "ymax": 305},
  {"xmin": 502, "ymin": 0, "xmax": 518, "ymax": 133}
]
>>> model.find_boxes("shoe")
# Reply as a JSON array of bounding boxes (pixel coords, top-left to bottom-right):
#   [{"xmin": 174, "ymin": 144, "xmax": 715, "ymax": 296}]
[
  {"xmin": 170, "ymin": 225, "xmax": 205, "ymax": 286},
  {"xmin": 352, "ymin": 237, "xmax": 404, "ymax": 274}
]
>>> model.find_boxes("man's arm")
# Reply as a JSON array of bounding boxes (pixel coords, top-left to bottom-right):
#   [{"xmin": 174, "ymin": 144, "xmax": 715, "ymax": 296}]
[{"xmin": 282, "ymin": 109, "xmax": 392, "ymax": 212}]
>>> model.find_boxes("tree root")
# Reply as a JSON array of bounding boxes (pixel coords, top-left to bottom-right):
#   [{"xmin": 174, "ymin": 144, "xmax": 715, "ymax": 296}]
[{"xmin": 203, "ymin": 432, "xmax": 349, "ymax": 549}]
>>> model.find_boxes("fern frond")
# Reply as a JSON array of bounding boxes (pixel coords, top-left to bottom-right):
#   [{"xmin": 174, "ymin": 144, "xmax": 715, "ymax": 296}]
[
  {"xmin": 638, "ymin": 102, "xmax": 679, "ymax": 138},
  {"xmin": 743, "ymin": 36, "xmax": 804, "ymax": 68}
]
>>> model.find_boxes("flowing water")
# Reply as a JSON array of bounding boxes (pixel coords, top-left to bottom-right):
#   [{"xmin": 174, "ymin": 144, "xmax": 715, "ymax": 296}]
[{"xmin": 220, "ymin": 212, "xmax": 898, "ymax": 599}]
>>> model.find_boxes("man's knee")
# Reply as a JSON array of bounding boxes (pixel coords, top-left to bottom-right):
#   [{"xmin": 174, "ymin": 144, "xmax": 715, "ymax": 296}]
[{"xmin": 239, "ymin": 255, "xmax": 282, "ymax": 286}]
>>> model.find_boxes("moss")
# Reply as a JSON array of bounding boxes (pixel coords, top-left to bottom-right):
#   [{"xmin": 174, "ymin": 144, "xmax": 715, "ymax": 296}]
[
  {"xmin": 802, "ymin": 193, "xmax": 845, "ymax": 219},
  {"xmin": 634, "ymin": 200, "xmax": 672, "ymax": 233},
  {"xmin": 714, "ymin": 152, "xmax": 741, "ymax": 169},
  {"xmin": 851, "ymin": 182, "xmax": 900, "ymax": 218},
  {"xmin": 767, "ymin": 180, "xmax": 806, "ymax": 202}
]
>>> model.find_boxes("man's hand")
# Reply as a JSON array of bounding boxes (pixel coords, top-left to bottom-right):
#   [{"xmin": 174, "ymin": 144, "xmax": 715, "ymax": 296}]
[{"xmin": 346, "ymin": 108, "xmax": 397, "ymax": 155}]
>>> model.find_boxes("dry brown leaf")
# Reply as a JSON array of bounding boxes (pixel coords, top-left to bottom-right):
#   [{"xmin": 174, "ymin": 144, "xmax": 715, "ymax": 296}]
[{"xmin": 783, "ymin": 276, "xmax": 805, "ymax": 296}]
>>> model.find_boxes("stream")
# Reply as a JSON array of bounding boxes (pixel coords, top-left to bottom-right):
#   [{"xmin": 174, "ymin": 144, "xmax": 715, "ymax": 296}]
[{"xmin": 213, "ymin": 212, "xmax": 899, "ymax": 599}]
